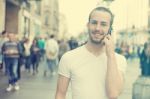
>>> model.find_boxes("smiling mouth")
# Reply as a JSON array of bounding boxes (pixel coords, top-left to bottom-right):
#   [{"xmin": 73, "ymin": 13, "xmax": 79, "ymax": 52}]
[
  {"xmin": 92, "ymin": 31, "xmax": 105, "ymax": 35},
  {"xmin": 93, "ymin": 33, "xmax": 105, "ymax": 37}
]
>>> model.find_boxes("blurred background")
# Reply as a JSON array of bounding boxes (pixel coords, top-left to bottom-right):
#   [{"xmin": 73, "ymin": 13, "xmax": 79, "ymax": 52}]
[{"xmin": 0, "ymin": 0, "xmax": 150, "ymax": 99}]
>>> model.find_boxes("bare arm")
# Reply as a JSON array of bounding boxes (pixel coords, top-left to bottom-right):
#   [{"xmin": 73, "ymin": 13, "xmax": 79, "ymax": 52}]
[
  {"xmin": 106, "ymin": 54, "xmax": 124, "ymax": 99},
  {"xmin": 55, "ymin": 75, "xmax": 70, "ymax": 99},
  {"xmin": 104, "ymin": 35, "xmax": 124, "ymax": 99}
]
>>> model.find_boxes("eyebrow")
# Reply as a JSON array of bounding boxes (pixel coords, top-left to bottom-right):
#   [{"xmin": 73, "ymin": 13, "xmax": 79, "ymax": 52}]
[
  {"xmin": 90, "ymin": 20, "xmax": 108, "ymax": 24},
  {"xmin": 89, "ymin": 19, "xmax": 97, "ymax": 22}
]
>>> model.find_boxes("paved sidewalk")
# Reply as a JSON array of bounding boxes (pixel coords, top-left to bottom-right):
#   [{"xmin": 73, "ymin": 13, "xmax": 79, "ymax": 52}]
[{"xmin": 119, "ymin": 58, "xmax": 141, "ymax": 99}]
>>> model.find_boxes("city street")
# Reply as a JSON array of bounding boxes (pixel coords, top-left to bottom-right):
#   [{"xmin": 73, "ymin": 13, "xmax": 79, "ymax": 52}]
[
  {"xmin": 0, "ymin": 0, "xmax": 149, "ymax": 99},
  {"xmin": 0, "ymin": 58, "xmax": 141, "ymax": 99},
  {"xmin": 119, "ymin": 58, "xmax": 141, "ymax": 99}
]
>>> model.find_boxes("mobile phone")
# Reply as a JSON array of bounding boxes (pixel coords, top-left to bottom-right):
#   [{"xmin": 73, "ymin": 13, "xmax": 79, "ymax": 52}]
[{"xmin": 107, "ymin": 27, "xmax": 112, "ymax": 35}]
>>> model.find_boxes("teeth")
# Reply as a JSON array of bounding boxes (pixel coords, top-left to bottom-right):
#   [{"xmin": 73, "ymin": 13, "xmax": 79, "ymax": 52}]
[{"xmin": 95, "ymin": 34, "xmax": 101, "ymax": 36}]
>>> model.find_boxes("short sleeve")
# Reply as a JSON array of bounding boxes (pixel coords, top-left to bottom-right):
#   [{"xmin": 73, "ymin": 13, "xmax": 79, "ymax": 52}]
[
  {"xmin": 117, "ymin": 54, "xmax": 127, "ymax": 75},
  {"xmin": 58, "ymin": 54, "xmax": 71, "ymax": 78}
]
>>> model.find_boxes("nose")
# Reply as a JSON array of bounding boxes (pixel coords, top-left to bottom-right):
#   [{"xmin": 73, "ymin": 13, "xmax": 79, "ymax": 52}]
[{"xmin": 95, "ymin": 23, "xmax": 102, "ymax": 32}]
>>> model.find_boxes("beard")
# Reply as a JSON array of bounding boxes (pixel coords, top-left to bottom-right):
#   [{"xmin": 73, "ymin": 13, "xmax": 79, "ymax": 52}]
[
  {"xmin": 90, "ymin": 36, "xmax": 102, "ymax": 44},
  {"xmin": 88, "ymin": 30, "xmax": 106, "ymax": 45}
]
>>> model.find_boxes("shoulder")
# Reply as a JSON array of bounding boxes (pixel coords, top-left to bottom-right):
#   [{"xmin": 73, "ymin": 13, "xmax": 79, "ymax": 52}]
[
  {"xmin": 59, "ymin": 46, "xmax": 84, "ymax": 71},
  {"xmin": 62, "ymin": 46, "xmax": 84, "ymax": 58},
  {"xmin": 64, "ymin": 46, "xmax": 84, "ymax": 56},
  {"xmin": 47, "ymin": 39, "xmax": 57, "ymax": 44}
]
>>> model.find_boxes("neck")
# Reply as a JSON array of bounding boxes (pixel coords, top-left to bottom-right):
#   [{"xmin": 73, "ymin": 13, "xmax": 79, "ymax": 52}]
[{"xmin": 85, "ymin": 41, "xmax": 105, "ymax": 56}]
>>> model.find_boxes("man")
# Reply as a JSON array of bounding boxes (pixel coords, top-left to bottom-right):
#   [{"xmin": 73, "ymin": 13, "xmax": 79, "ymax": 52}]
[
  {"xmin": 68, "ymin": 37, "xmax": 78, "ymax": 50},
  {"xmin": 0, "ymin": 30, "xmax": 8, "ymax": 71},
  {"xmin": 37, "ymin": 37, "xmax": 46, "ymax": 61},
  {"xmin": 139, "ymin": 42, "xmax": 150, "ymax": 76},
  {"xmin": 44, "ymin": 35, "xmax": 59, "ymax": 76},
  {"xmin": 2, "ymin": 33, "xmax": 22, "ymax": 92},
  {"xmin": 58, "ymin": 39, "xmax": 70, "ymax": 61},
  {"xmin": 55, "ymin": 7, "xmax": 127, "ymax": 99}
]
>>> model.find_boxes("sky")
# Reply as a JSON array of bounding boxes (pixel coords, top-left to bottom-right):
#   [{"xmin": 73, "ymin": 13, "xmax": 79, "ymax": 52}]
[
  {"xmin": 59, "ymin": 0, "xmax": 148, "ymax": 37},
  {"xmin": 59, "ymin": 0, "xmax": 99, "ymax": 36}
]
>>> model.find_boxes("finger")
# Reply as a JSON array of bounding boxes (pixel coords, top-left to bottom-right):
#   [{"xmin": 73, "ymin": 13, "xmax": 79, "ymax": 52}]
[
  {"xmin": 103, "ymin": 37, "xmax": 108, "ymax": 43},
  {"xmin": 105, "ymin": 36, "xmax": 110, "ymax": 40},
  {"xmin": 103, "ymin": 35, "xmax": 112, "ymax": 44},
  {"xmin": 99, "ymin": 34, "xmax": 107, "ymax": 43},
  {"xmin": 105, "ymin": 34, "xmax": 112, "ymax": 40}
]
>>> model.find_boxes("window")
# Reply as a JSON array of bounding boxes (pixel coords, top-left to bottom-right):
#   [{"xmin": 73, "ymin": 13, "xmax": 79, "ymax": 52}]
[
  {"xmin": 148, "ymin": 15, "xmax": 150, "ymax": 28},
  {"xmin": 44, "ymin": 15, "xmax": 49, "ymax": 25}
]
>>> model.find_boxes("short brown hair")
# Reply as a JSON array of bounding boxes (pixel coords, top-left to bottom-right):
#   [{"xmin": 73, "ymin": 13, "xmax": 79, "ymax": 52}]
[{"xmin": 88, "ymin": 7, "xmax": 114, "ymax": 27}]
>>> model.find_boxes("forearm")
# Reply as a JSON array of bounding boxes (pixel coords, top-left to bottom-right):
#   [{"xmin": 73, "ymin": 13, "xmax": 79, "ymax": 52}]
[
  {"xmin": 106, "ymin": 53, "xmax": 123, "ymax": 99},
  {"xmin": 55, "ymin": 92, "xmax": 66, "ymax": 99},
  {"xmin": 55, "ymin": 75, "xmax": 70, "ymax": 99}
]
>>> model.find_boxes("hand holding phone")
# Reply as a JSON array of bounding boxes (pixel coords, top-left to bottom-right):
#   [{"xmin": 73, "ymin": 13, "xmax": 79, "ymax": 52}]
[
  {"xmin": 99, "ymin": 28, "xmax": 111, "ymax": 44},
  {"xmin": 108, "ymin": 27, "xmax": 112, "ymax": 35},
  {"xmin": 103, "ymin": 33, "xmax": 115, "ymax": 57}
]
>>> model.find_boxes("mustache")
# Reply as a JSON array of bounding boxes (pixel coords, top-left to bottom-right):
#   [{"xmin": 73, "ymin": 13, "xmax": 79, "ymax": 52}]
[{"xmin": 92, "ymin": 30, "xmax": 105, "ymax": 35}]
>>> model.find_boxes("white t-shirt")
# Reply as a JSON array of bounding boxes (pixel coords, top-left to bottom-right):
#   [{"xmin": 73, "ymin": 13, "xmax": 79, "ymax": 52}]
[
  {"xmin": 45, "ymin": 39, "xmax": 59, "ymax": 59},
  {"xmin": 58, "ymin": 45, "xmax": 127, "ymax": 99}
]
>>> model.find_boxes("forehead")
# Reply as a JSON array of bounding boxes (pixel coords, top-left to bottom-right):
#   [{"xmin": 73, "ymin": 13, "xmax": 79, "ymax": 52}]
[{"xmin": 90, "ymin": 10, "xmax": 111, "ymax": 23}]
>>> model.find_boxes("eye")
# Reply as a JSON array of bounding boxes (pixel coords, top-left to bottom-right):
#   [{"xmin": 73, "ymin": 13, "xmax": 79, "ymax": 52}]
[
  {"xmin": 101, "ymin": 22, "xmax": 107, "ymax": 27},
  {"xmin": 89, "ymin": 20, "xmax": 97, "ymax": 25}
]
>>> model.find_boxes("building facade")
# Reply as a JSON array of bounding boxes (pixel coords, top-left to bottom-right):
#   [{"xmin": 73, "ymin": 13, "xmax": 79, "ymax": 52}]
[
  {"xmin": 0, "ymin": 0, "xmax": 59, "ymax": 41},
  {"xmin": 41, "ymin": 0, "xmax": 59, "ymax": 38},
  {"xmin": 0, "ymin": 0, "xmax": 6, "ymax": 33},
  {"xmin": 58, "ymin": 13, "xmax": 68, "ymax": 40},
  {"xmin": 0, "ymin": 0, "xmax": 43, "ymax": 41},
  {"xmin": 148, "ymin": 0, "xmax": 150, "ymax": 30}
]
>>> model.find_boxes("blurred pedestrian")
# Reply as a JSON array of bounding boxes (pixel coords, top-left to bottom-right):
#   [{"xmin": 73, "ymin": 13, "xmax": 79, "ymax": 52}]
[
  {"xmin": 44, "ymin": 35, "xmax": 59, "ymax": 76},
  {"xmin": 30, "ymin": 39, "xmax": 40, "ymax": 75},
  {"xmin": 58, "ymin": 39, "xmax": 70, "ymax": 61},
  {"xmin": 17, "ymin": 37, "xmax": 28, "ymax": 79},
  {"xmin": 23, "ymin": 38, "xmax": 31, "ymax": 72},
  {"xmin": 37, "ymin": 37, "xmax": 46, "ymax": 61},
  {"xmin": 68, "ymin": 37, "xmax": 78, "ymax": 50},
  {"xmin": 0, "ymin": 30, "xmax": 8, "ymax": 72},
  {"xmin": 139, "ymin": 42, "xmax": 150, "ymax": 76},
  {"xmin": 2, "ymin": 33, "xmax": 22, "ymax": 92}
]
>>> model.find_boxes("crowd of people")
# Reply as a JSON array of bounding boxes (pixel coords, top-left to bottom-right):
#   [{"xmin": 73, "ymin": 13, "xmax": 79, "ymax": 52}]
[
  {"xmin": 115, "ymin": 40, "xmax": 150, "ymax": 76},
  {"xmin": 0, "ymin": 31, "xmax": 79, "ymax": 92}
]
